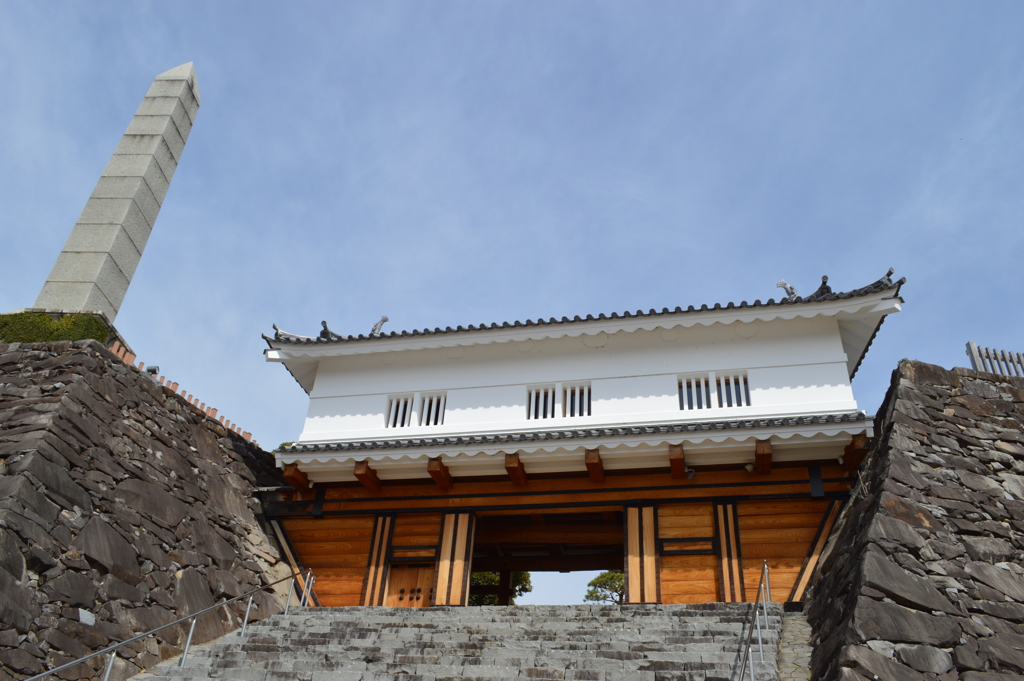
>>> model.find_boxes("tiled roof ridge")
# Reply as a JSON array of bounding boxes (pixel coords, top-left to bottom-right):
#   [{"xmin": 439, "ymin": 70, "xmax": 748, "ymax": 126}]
[
  {"xmin": 264, "ymin": 269, "xmax": 905, "ymax": 347},
  {"xmin": 277, "ymin": 410, "xmax": 868, "ymax": 454}
]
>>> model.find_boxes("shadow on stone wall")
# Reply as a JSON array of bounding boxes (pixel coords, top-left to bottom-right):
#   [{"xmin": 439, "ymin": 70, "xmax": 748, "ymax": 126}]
[
  {"xmin": 805, "ymin": 361, "xmax": 1024, "ymax": 681},
  {"xmin": 0, "ymin": 341, "xmax": 292, "ymax": 681}
]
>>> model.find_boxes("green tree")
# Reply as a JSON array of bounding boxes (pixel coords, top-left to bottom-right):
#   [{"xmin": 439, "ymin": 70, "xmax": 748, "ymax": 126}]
[
  {"xmin": 584, "ymin": 571, "xmax": 626, "ymax": 605},
  {"xmin": 468, "ymin": 571, "xmax": 532, "ymax": 605}
]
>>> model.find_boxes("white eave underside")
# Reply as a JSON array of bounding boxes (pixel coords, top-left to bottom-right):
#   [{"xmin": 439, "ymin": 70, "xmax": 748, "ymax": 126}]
[
  {"xmin": 277, "ymin": 418, "xmax": 871, "ymax": 484},
  {"xmin": 266, "ymin": 292, "xmax": 902, "ymax": 394}
]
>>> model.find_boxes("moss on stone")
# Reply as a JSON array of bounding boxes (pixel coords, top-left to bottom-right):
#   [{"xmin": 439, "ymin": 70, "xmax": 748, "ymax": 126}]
[{"xmin": 0, "ymin": 312, "xmax": 110, "ymax": 344}]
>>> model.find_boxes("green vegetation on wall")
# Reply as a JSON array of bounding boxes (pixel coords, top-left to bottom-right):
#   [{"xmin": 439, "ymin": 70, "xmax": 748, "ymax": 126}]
[{"xmin": 0, "ymin": 312, "xmax": 110, "ymax": 344}]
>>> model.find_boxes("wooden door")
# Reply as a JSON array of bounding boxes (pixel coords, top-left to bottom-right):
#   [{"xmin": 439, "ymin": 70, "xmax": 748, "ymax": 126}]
[{"xmin": 385, "ymin": 565, "xmax": 435, "ymax": 607}]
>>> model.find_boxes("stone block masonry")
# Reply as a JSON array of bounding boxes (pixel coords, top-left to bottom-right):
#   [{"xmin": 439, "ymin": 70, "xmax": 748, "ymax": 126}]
[
  {"xmin": 805, "ymin": 361, "xmax": 1024, "ymax": 681},
  {"xmin": 0, "ymin": 340, "xmax": 292, "ymax": 681},
  {"xmin": 34, "ymin": 63, "xmax": 200, "ymax": 323}
]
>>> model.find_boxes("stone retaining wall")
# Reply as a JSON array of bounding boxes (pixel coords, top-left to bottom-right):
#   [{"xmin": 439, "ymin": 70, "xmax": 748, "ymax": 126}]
[
  {"xmin": 0, "ymin": 341, "xmax": 291, "ymax": 681},
  {"xmin": 806, "ymin": 361, "xmax": 1024, "ymax": 681}
]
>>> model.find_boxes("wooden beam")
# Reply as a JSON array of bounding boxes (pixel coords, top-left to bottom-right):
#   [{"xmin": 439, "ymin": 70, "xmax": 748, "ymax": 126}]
[
  {"xmin": 755, "ymin": 440, "xmax": 772, "ymax": 475},
  {"xmin": 281, "ymin": 463, "xmax": 310, "ymax": 491},
  {"xmin": 505, "ymin": 453, "xmax": 527, "ymax": 486},
  {"xmin": 472, "ymin": 555, "xmax": 623, "ymax": 572},
  {"xmin": 354, "ymin": 460, "xmax": 382, "ymax": 493},
  {"xmin": 427, "ymin": 457, "xmax": 453, "ymax": 491},
  {"xmin": 585, "ymin": 448, "xmax": 605, "ymax": 483},
  {"xmin": 530, "ymin": 514, "xmax": 546, "ymax": 525},
  {"xmin": 841, "ymin": 433, "xmax": 870, "ymax": 473},
  {"xmin": 603, "ymin": 511, "xmax": 618, "ymax": 524},
  {"xmin": 476, "ymin": 524, "xmax": 624, "ymax": 545},
  {"xmin": 669, "ymin": 444, "xmax": 687, "ymax": 479}
]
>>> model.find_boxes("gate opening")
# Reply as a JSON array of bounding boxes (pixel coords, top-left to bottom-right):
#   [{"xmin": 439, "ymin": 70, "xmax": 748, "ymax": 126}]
[{"xmin": 469, "ymin": 510, "xmax": 625, "ymax": 605}]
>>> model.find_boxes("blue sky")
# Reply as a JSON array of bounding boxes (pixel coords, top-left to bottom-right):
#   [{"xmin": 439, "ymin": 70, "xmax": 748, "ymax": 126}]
[{"xmin": 2, "ymin": 3, "xmax": 1022, "ymax": 604}]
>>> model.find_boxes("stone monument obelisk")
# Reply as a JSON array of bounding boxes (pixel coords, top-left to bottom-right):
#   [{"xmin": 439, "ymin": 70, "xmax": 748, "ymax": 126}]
[{"xmin": 34, "ymin": 63, "xmax": 201, "ymax": 324}]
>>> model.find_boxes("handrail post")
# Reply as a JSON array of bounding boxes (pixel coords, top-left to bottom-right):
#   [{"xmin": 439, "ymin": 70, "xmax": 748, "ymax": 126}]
[
  {"xmin": 300, "ymin": 571, "xmax": 312, "ymax": 606},
  {"xmin": 763, "ymin": 560, "xmax": 772, "ymax": 604},
  {"xmin": 302, "ymin": 571, "xmax": 316, "ymax": 606},
  {"xmin": 101, "ymin": 652, "xmax": 115, "ymax": 681},
  {"xmin": 239, "ymin": 595, "xmax": 254, "ymax": 637},
  {"xmin": 178, "ymin": 617, "xmax": 197, "ymax": 667},
  {"xmin": 284, "ymin": 574, "xmax": 296, "ymax": 615}
]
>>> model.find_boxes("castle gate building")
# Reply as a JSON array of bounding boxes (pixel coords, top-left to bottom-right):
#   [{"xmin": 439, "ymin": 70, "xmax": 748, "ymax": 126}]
[{"xmin": 260, "ymin": 272, "xmax": 904, "ymax": 608}]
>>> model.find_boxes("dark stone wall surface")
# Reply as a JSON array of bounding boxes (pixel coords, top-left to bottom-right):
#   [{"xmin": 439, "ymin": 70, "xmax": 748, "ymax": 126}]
[
  {"xmin": 806, "ymin": 361, "xmax": 1024, "ymax": 681},
  {"xmin": 0, "ymin": 341, "xmax": 292, "ymax": 681}
]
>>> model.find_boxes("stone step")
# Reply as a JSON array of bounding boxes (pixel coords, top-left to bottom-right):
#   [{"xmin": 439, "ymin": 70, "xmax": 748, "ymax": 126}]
[{"xmin": 138, "ymin": 604, "xmax": 782, "ymax": 681}]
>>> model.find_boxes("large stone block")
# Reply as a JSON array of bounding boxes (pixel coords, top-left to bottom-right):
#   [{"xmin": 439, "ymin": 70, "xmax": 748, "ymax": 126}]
[
  {"xmin": 61, "ymin": 224, "xmax": 143, "ymax": 279},
  {"xmin": 46, "ymin": 570, "xmax": 97, "ymax": 607},
  {"xmin": 114, "ymin": 479, "xmax": 189, "ymax": 529},
  {"xmin": 12, "ymin": 452, "xmax": 93, "ymax": 512},
  {"xmin": 964, "ymin": 562, "xmax": 1024, "ymax": 602},
  {"xmin": 860, "ymin": 552, "xmax": 957, "ymax": 614},
  {"xmin": 70, "ymin": 517, "xmax": 140, "ymax": 585},
  {"xmin": 852, "ymin": 596, "xmax": 961, "ymax": 646}
]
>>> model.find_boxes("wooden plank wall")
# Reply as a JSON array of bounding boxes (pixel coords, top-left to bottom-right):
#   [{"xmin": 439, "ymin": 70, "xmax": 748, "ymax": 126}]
[
  {"xmin": 737, "ymin": 499, "xmax": 833, "ymax": 602},
  {"xmin": 658, "ymin": 503, "xmax": 718, "ymax": 604},
  {"xmin": 280, "ymin": 515, "xmax": 376, "ymax": 607}
]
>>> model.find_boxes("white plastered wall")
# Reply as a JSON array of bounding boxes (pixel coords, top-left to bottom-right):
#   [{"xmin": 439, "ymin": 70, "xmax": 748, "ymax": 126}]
[{"xmin": 297, "ymin": 315, "xmax": 858, "ymax": 443}]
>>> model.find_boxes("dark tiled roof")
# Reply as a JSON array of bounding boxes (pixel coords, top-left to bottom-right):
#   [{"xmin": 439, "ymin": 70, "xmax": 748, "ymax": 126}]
[
  {"xmin": 264, "ymin": 270, "xmax": 905, "ymax": 347},
  {"xmin": 278, "ymin": 411, "xmax": 869, "ymax": 454}
]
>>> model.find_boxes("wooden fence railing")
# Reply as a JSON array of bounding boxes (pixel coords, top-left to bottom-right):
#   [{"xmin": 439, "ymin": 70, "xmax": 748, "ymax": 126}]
[{"xmin": 966, "ymin": 342, "xmax": 1024, "ymax": 378}]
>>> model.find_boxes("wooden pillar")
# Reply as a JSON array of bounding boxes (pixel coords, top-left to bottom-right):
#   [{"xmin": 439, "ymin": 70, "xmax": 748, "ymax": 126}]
[
  {"xmin": 624, "ymin": 505, "xmax": 659, "ymax": 603},
  {"xmin": 433, "ymin": 513, "xmax": 476, "ymax": 605},
  {"xmin": 497, "ymin": 570, "xmax": 513, "ymax": 606},
  {"xmin": 360, "ymin": 514, "xmax": 395, "ymax": 606},
  {"xmin": 714, "ymin": 503, "xmax": 744, "ymax": 602}
]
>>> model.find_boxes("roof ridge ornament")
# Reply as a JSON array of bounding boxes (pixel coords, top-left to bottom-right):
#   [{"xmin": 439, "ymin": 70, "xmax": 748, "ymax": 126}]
[
  {"xmin": 371, "ymin": 315, "xmax": 389, "ymax": 337},
  {"xmin": 804, "ymin": 276, "xmax": 833, "ymax": 302},
  {"xmin": 776, "ymin": 280, "xmax": 798, "ymax": 302},
  {"xmin": 320, "ymin": 321, "xmax": 341, "ymax": 341},
  {"xmin": 272, "ymin": 323, "xmax": 315, "ymax": 342}
]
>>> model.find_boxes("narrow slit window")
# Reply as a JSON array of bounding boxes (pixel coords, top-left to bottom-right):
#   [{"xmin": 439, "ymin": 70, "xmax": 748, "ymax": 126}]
[
  {"xmin": 421, "ymin": 394, "xmax": 446, "ymax": 426},
  {"xmin": 715, "ymin": 375, "xmax": 750, "ymax": 408},
  {"xmin": 527, "ymin": 387, "xmax": 556, "ymax": 420},
  {"xmin": 679, "ymin": 377, "xmax": 712, "ymax": 410},
  {"xmin": 563, "ymin": 384, "xmax": 591, "ymax": 418},
  {"xmin": 386, "ymin": 396, "xmax": 413, "ymax": 427}
]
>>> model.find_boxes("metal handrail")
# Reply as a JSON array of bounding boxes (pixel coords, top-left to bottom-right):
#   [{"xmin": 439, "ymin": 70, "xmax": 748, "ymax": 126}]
[
  {"xmin": 736, "ymin": 560, "xmax": 772, "ymax": 681},
  {"xmin": 26, "ymin": 568, "xmax": 316, "ymax": 681}
]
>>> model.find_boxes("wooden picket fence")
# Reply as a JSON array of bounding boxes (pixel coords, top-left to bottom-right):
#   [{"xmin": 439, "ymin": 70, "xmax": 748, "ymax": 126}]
[{"xmin": 966, "ymin": 342, "xmax": 1024, "ymax": 378}]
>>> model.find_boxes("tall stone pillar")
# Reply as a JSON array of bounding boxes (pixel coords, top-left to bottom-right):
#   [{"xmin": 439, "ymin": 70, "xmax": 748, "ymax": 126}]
[{"xmin": 34, "ymin": 63, "xmax": 200, "ymax": 323}]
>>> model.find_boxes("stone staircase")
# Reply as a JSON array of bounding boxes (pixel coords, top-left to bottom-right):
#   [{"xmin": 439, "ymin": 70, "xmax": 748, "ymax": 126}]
[{"xmin": 137, "ymin": 603, "xmax": 782, "ymax": 681}]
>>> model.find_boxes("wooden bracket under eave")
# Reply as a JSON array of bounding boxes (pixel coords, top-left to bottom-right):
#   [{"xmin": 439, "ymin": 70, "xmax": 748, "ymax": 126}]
[
  {"xmin": 669, "ymin": 444, "xmax": 687, "ymax": 479},
  {"xmin": 505, "ymin": 453, "xmax": 527, "ymax": 486},
  {"xmin": 585, "ymin": 448, "xmax": 605, "ymax": 483},
  {"xmin": 755, "ymin": 440, "xmax": 772, "ymax": 475},
  {"xmin": 282, "ymin": 463, "xmax": 310, "ymax": 491},
  {"xmin": 428, "ymin": 457, "xmax": 453, "ymax": 491},
  {"xmin": 841, "ymin": 433, "xmax": 870, "ymax": 473},
  {"xmin": 354, "ymin": 460, "xmax": 382, "ymax": 492}
]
